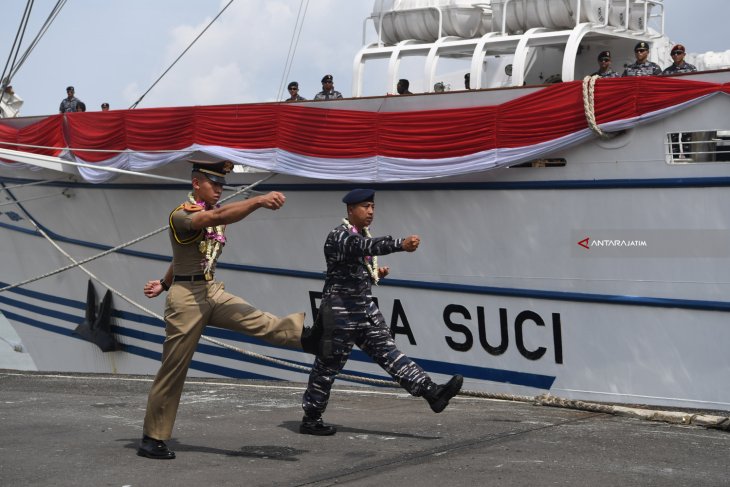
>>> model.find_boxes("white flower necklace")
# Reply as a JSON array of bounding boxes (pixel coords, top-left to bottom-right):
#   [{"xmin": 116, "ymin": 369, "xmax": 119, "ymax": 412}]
[
  {"xmin": 342, "ymin": 218, "xmax": 379, "ymax": 284},
  {"xmin": 188, "ymin": 192, "xmax": 226, "ymax": 280}
]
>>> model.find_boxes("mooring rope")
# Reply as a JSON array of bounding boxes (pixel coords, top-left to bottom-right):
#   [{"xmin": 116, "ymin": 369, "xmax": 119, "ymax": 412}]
[
  {"xmin": 0, "ymin": 175, "xmax": 272, "ymax": 293},
  {"xmin": 3, "ymin": 176, "xmax": 729, "ymax": 430},
  {"xmin": 582, "ymin": 74, "xmax": 611, "ymax": 139}
]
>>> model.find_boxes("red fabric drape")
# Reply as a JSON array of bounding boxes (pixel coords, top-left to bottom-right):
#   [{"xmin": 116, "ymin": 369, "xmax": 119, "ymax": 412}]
[
  {"xmin": 0, "ymin": 78, "xmax": 727, "ymax": 164},
  {"xmin": 0, "ymin": 115, "xmax": 66, "ymax": 159}
]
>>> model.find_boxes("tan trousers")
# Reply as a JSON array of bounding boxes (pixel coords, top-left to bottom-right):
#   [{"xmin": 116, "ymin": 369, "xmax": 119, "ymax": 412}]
[{"xmin": 143, "ymin": 280, "xmax": 304, "ymax": 440}]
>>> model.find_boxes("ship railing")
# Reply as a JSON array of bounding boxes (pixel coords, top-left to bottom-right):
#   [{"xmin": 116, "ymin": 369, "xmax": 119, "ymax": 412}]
[
  {"xmin": 354, "ymin": 0, "xmax": 667, "ymax": 96},
  {"xmin": 665, "ymin": 130, "xmax": 730, "ymax": 164}
]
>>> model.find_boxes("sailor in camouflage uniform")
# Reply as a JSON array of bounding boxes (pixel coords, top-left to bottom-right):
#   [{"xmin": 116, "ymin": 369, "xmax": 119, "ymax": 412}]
[
  {"xmin": 661, "ymin": 44, "xmax": 697, "ymax": 157},
  {"xmin": 662, "ymin": 44, "xmax": 697, "ymax": 75},
  {"xmin": 622, "ymin": 41, "xmax": 662, "ymax": 77},
  {"xmin": 299, "ymin": 189, "xmax": 463, "ymax": 435},
  {"xmin": 137, "ymin": 152, "xmax": 312, "ymax": 459},
  {"xmin": 590, "ymin": 51, "xmax": 620, "ymax": 78},
  {"xmin": 313, "ymin": 74, "xmax": 343, "ymax": 100}
]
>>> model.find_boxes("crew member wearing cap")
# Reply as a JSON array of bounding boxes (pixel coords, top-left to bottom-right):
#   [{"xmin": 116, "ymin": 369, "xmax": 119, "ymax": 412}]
[
  {"xmin": 313, "ymin": 74, "xmax": 342, "ymax": 100},
  {"xmin": 662, "ymin": 44, "xmax": 697, "ymax": 75},
  {"xmin": 284, "ymin": 81, "xmax": 306, "ymax": 102},
  {"xmin": 662, "ymin": 44, "xmax": 697, "ymax": 157},
  {"xmin": 622, "ymin": 41, "xmax": 662, "ymax": 77},
  {"xmin": 101, "ymin": 102, "xmax": 110, "ymax": 111},
  {"xmin": 590, "ymin": 51, "xmax": 620, "ymax": 78},
  {"xmin": 59, "ymin": 85, "xmax": 84, "ymax": 113},
  {"xmin": 299, "ymin": 189, "xmax": 463, "ymax": 436},
  {"xmin": 138, "ymin": 151, "xmax": 315, "ymax": 459}
]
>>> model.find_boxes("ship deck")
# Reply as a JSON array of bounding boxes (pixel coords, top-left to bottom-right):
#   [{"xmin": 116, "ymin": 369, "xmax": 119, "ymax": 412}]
[{"xmin": 1, "ymin": 370, "xmax": 728, "ymax": 486}]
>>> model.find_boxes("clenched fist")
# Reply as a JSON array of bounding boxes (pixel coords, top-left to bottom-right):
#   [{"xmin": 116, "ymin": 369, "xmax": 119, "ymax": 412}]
[
  {"xmin": 258, "ymin": 191, "xmax": 286, "ymax": 210},
  {"xmin": 402, "ymin": 235, "xmax": 420, "ymax": 252}
]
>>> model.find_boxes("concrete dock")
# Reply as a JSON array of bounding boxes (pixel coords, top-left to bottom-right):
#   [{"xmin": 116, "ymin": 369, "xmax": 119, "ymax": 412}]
[{"xmin": 1, "ymin": 370, "xmax": 728, "ymax": 486}]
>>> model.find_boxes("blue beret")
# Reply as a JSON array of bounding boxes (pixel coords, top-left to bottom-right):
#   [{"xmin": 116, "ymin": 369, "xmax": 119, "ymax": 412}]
[{"xmin": 342, "ymin": 188, "xmax": 375, "ymax": 204}]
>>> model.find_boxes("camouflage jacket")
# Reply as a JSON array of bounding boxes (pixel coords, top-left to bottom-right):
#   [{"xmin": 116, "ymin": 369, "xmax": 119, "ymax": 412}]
[
  {"xmin": 662, "ymin": 62, "xmax": 697, "ymax": 75},
  {"xmin": 322, "ymin": 223, "xmax": 403, "ymax": 298},
  {"xmin": 313, "ymin": 89, "xmax": 343, "ymax": 101},
  {"xmin": 622, "ymin": 61, "xmax": 662, "ymax": 77},
  {"xmin": 590, "ymin": 68, "xmax": 620, "ymax": 78}
]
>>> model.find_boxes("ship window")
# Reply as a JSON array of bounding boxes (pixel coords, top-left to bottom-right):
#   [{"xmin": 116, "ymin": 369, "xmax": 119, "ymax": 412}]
[
  {"xmin": 665, "ymin": 130, "xmax": 730, "ymax": 164},
  {"xmin": 511, "ymin": 158, "xmax": 566, "ymax": 168}
]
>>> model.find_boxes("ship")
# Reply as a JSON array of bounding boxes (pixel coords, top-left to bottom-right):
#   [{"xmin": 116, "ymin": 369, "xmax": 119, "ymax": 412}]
[{"xmin": 1, "ymin": 0, "xmax": 730, "ymax": 412}]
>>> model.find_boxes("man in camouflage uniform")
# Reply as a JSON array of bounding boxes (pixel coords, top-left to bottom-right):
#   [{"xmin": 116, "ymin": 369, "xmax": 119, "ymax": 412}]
[
  {"xmin": 284, "ymin": 81, "xmax": 306, "ymax": 102},
  {"xmin": 662, "ymin": 44, "xmax": 697, "ymax": 75},
  {"xmin": 299, "ymin": 188, "xmax": 463, "ymax": 435},
  {"xmin": 622, "ymin": 41, "xmax": 662, "ymax": 77},
  {"xmin": 313, "ymin": 74, "xmax": 343, "ymax": 100},
  {"xmin": 59, "ymin": 85, "xmax": 84, "ymax": 113},
  {"xmin": 137, "ymin": 152, "xmax": 314, "ymax": 459},
  {"xmin": 590, "ymin": 51, "xmax": 620, "ymax": 78},
  {"xmin": 662, "ymin": 44, "xmax": 698, "ymax": 157}
]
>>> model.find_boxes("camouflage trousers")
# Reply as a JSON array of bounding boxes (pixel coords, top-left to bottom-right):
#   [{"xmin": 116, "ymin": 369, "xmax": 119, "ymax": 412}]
[{"xmin": 302, "ymin": 296, "xmax": 431, "ymax": 419}]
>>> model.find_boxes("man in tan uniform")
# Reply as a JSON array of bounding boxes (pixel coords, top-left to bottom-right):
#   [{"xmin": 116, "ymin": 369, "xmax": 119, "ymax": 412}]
[{"xmin": 137, "ymin": 152, "xmax": 311, "ymax": 459}]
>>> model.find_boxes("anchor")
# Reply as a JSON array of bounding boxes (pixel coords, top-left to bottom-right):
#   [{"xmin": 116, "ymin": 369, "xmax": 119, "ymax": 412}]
[{"xmin": 73, "ymin": 280, "xmax": 122, "ymax": 352}]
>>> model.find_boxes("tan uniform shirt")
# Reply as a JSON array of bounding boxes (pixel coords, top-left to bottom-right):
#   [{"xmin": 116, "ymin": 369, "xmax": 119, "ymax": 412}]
[{"xmin": 168, "ymin": 204, "xmax": 224, "ymax": 277}]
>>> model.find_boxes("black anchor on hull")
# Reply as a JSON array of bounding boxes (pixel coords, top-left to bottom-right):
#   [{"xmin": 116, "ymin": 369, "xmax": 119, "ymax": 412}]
[{"xmin": 73, "ymin": 280, "xmax": 122, "ymax": 352}]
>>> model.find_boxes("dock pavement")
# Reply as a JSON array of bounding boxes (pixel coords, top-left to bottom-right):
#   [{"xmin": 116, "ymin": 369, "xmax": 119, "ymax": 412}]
[{"xmin": 1, "ymin": 370, "xmax": 728, "ymax": 487}]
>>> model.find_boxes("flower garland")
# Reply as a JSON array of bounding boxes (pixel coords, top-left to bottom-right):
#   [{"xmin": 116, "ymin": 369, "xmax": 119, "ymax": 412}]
[
  {"xmin": 188, "ymin": 192, "xmax": 226, "ymax": 280},
  {"xmin": 342, "ymin": 218, "xmax": 379, "ymax": 284}
]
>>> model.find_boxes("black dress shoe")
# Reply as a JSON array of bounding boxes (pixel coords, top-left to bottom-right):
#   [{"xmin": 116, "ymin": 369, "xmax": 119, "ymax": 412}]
[
  {"xmin": 299, "ymin": 416, "xmax": 337, "ymax": 436},
  {"xmin": 137, "ymin": 435, "xmax": 176, "ymax": 459},
  {"xmin": 423, "ymin": 374, "xmax": 464, "ymax": 413}
]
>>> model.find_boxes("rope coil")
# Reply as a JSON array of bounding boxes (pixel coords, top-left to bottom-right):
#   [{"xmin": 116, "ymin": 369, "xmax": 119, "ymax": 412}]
[{"xmin": 582, "ymin": 75, "xmax": 611, "ymax": 139}]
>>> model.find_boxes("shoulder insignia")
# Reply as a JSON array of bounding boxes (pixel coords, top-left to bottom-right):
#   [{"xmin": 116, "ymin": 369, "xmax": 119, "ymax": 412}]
[
  {"xmin": 181, "ymin": 202, "xmax": 204, "ymax": 212},
  {"xmin": 169, "ymin": 204, "xmax": 204, "ymax": 245}
]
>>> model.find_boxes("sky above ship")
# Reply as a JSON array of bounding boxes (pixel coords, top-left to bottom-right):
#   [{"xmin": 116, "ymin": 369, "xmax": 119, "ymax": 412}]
[{"xmin": 1, "ymin": 0, "xmax": 727, "ymax": 117}]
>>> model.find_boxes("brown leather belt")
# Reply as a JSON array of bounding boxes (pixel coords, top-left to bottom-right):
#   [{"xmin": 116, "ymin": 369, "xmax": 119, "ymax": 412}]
[{"xmin": 173, "ymin": 275, "xmax": 207, "ymax": 283}]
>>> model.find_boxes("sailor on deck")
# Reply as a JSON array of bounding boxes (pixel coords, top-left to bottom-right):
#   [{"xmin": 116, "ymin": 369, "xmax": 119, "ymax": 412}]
[
  {"xmin": 313, "ymin": 74, "xmax": 342, "ymax": 100},
  {"xmin": 299, "ymin": 188, "xmax": 463, "ymax": 435},
  {"xmin": 622, "ymin": 42, "xmax": 662, "ymax": 77},
  {"xmin": 662, "ymin": 44, "xmax": 697, "ymax": 75},
  {"xmin": 591, "ymin": 51, "xmax": 620, "ymax": 78}
]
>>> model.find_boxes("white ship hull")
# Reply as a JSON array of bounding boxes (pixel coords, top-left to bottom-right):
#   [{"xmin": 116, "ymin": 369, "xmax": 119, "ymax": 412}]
[{"xmin": 2, "ymin": 71, "xmax": 730, "ymax": 411}]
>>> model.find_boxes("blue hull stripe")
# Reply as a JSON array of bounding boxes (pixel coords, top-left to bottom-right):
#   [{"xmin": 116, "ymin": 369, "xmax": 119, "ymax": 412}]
[
  {"xmin": 0, "ymin": 285, "xmax": 555, "ymax": 389},
  {"xmin": 2, "ymin": 178, "xmax": 730, "ymax": 312},
  {"xmin": 3, "ymin": 214, "xmax": 730, "ymax": 312}
]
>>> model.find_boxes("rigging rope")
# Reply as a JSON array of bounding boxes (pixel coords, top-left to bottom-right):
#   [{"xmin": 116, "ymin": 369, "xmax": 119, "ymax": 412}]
[
  {"xmin": 1, "ymin": 0, "xmax": 34, "ymax": 90},
  {"xmin": 0, "ymin": 189, "xmax": 67, "ymax": 207},
  {"xmin": 0, "ymin": 173, "xmax": 274, "ymax": 294},
  {"xmin": 276, "ymin": 0, "xmax": 310, "ymax": 101},
  {"xmin": 6, "ymin": 0, "xmax": 68, "ymax": 82},
  {"xmin": 129, "ymin": 0, "xmax": 236, "ymax": 109}
]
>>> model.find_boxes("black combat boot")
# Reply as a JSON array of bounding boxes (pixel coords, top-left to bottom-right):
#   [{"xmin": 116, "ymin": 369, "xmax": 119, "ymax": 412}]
[
  {"xmin": 300, "ymin": 312, "xmax": 324, "ymax": 355},
  {"xmin": 299, "ymin": 415, "xmax": 337, "ymax": 436},
  {"xmin": 422, "ymin": 375, "xmax": 463, "ymax": 413},
  {"xmin": 300, "ymin": 325, "xmax": 321, "ymax": 355},
  {"xmin": 137, "ymin": 435, "xmax": 176, "ymax": 459}
]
